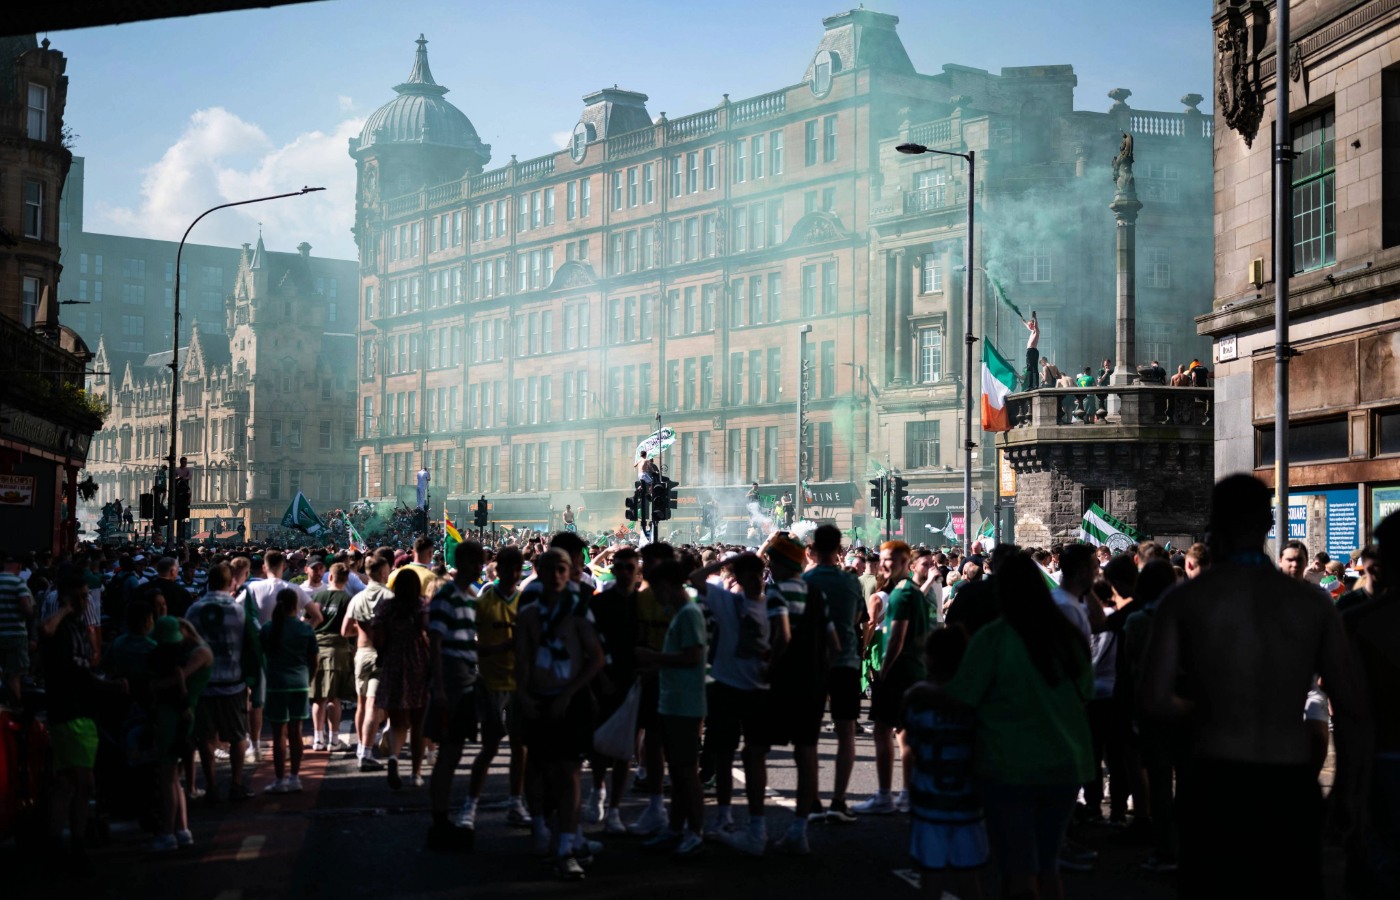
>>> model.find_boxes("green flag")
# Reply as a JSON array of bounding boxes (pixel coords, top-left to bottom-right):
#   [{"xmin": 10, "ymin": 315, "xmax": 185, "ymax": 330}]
[
  {"xmin": 281, "ymin": 491, "xmax": 326, "ymax": 536},
  {"xmin": 1079, "ymin": 503, "xmax": 1144, "ymax": 554}
]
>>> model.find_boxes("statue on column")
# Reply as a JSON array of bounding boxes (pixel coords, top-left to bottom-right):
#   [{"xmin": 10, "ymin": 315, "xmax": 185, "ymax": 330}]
[{"xmin": 1111, "ymin": 132, "xmax": 1135, "ymax": 195}]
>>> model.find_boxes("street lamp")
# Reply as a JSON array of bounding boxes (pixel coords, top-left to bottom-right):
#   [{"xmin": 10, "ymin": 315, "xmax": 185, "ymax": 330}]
[
  {"xmin": 165, "ymin": 187, "xmax": 325, "ymax": 547},
  {"xmin": 896, "ymin": 142, "xmax": 975, "ymax": 555},
  {"xmin": 795, "ymin": 323, "xmax": 812, "ymax": 523}
]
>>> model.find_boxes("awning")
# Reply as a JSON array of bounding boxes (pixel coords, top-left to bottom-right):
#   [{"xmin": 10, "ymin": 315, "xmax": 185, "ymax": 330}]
[{"xmin": 191, "ymin": 531, "xmax": 211, "ymax": 539}]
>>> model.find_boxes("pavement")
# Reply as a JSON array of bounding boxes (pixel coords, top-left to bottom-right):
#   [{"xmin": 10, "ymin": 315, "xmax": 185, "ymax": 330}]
[{"xmin": 3, "ymin": 714, "xmax": 1350, "ymax": 900}]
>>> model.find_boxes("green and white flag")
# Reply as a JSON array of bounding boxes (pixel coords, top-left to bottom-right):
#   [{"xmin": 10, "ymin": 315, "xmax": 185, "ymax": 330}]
[
  {"xmin": 1079, "ymin": 503, "xmax": 1143, "ymax": 554},
  {"xmin": 281, "ymin": 491, "xmax": 326, "ymax": 536}
]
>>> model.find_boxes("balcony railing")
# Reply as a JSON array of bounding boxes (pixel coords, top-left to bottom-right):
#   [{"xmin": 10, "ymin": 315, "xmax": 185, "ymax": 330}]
[
  {"xmin": 666, "ymin": 109, "xmax": 718, "ymax": 143},
  {"xmin": 607, "ymin": 127, "xmax": 656, "ymax": 160},
  {"xmin": 516, "ymin": 154, "xmax": 555, "ymax": 182},
  {"xmin": 903, "ymin": 182, "xmax": 980, "ymax": 214},
  {"xmin": 1003, "ymin": 384, "xmax": 1214, "ymax": 432},
  {"xmin": 386, "ymin": 192, "xmax": 422, "ymax": 217},
  {"xmin": 730, "ymin": 89, "xmax": 786, "ymax": 125},
  {"xmin": 471, "ymin": 168, "xmax": 509, "ymax": 193},
  {"xmin": 1128, "ymin": 111, "xmax": 1213, "ymax": 139},
  {"xmin": 426, "ymin": 180, "xmax": 462, "ymax": 206},
  {"xmin": 909, "ymin": 119, "xmax": 955, "ymax": 147}
]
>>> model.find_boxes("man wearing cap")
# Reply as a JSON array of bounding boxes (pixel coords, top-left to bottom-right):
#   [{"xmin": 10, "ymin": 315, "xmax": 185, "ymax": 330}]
[{"xmin": 764, "ymin": 533, "xmax": 834, "ymax": 854}]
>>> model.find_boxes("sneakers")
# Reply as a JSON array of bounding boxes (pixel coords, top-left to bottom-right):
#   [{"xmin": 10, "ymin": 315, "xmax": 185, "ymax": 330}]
[
  {"xmin": 506, "ymin": 800, "xmax": 533, "ymax": 827},
  {"xmin": 627, "ymin": 804, "xmax": 669, "ymax": 837},
  {"xmin": 410, "ymin": 774, "xmax": 426, "ymax": 788},
  {"xmin": 264, "ymin": 777, "xmax": 288, "ymax": 795},
  {"xmin": 151, "ymin": 833, "xmax": 179, "ymax": 853},
  {"xmin": 773, "ymin": 830, "xmax": 811, "ymax": 856},
  {"xmin": 895, "ymin": 790, "xmax": 910, "ymax": 813},
  {"xmin": 674, "ymin": 832, "xmax": 705, "ymax": 858},
  {"xmin": 213, "ymin": 748, "xmax": 230, "ymax": 761},
  {"xmin": 582, "ymin": 787, "xmax": 605, "ymax": 824},
  {"xmin": 284, "ymin": 774, "xmax": 303, "ymax": 793},
  {"xmin": 328, "ymin": 737, "xmax": 352, "ymax": 752},
  {"xmin": 603, "ymin": 807, "xmax": 626, "ymax": 835},
  {"xmin": 455, "ymin": 801, "xmax": 477, "ymax": 830},
  {"xmin": 185, "ymin": 786, "xmax": 206, "ymax": 801},
  {"xmin": 358, "ymin": 756, "xmax": 384, "ymax": 772},
  {"xmin": 824, "ymin": 800, "xmax": 857, "ymax": 824},
  {"xmin": 175, "ymin": 829, "xmax": 193, "ymax": 848},
  {"xmin": 311, "ymin": 737, "xmax": 327, "ymax": 752},
  {"xmin": 723, "ymin": 830, "xmax": 767, "ymax": 858},
  {"xmin": 703, "ymin": 818, "xmax": 737, "ymax": 842},
  {"xmin": 244, "ymin": 745, "xmax": 261, "ymax": 764},
  {"xmin": 555, "ymin": 855, "xmax": 586, "ymax": 881},
  {"xmin": 852, "ymin": 793, "xmax": 897, "ymax": 815},
  {"xmin": 641, "ymin": 830, "xmax": 681, "ymax": 853}
]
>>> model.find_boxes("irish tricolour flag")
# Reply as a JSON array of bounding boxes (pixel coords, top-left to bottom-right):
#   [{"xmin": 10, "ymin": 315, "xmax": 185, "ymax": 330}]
[{"xmin": 981, "ymin": 340, "xmax": 1017, "ymax": 433}]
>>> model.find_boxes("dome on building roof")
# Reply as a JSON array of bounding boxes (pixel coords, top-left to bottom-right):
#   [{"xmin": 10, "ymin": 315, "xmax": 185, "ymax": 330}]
[{"xmin": 356, "ymin": 35, "xmax": 489, "ymax": 161}]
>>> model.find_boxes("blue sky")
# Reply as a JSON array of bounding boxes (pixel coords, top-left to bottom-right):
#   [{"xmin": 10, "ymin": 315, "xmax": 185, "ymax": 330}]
[{"xmin": 51, "ymin": 0, "xmax": 1213, "ymax": 260}]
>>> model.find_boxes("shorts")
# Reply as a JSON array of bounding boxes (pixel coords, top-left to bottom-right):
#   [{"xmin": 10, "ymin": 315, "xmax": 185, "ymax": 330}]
[
  {"xmin": 522, "ymin": 690, "xmax": 596, "ymax": 765},
  {"xmin": 870, "ymin": 670, "xmax": 917, "ymax": 727},
  {"xmin": 661, "ymin": 715, "xmax": 702, "ymax": 769},
  {"xmin": 196, "ymin": 692, "xmax": 249, "ymax": 744},
  {"xmin": 635, "ymin": 672, "xmax": 660, "ymax": 731},
  {"xmin": 0, "ymin": 635, "xmax": 29, "ymax": 679},
  {"xmin": 980, "ymin": 781, "xmax": 1079, "ymax": 876},
  {"xmin": 476, "ymin": 688, "xmax": 520, "ymax": 746},
  {"xmin": 826, "ymin": 665, "xmax": 861, "ymax": 722},
  {"xmin": 766, "ymin": 687, "xmax": 825, "ymax": 747},
  {"xmin": 354, "ymin": 647, "xmax": 380, "ymax": 698},
  {"xmin": 910, "ymin": 819, "xmax": 991, "ymax": 871},
  {"xmin": 425, "ymin": 686, "xmax": 479, "ymax": 745},
  {"xmin": 50, "ymin": 717, "xmax": 99, "ymax": 771},
  {"xmin": 705, "ymin": 681, "xmax": 770, "ymax": 757},
  {"xmin": 264, "ymin": 689, "xmax": 310, "ymax": 725},
  {"xmin": 312, "ymin": 643, "xmax": 356, "ymax": 702}
]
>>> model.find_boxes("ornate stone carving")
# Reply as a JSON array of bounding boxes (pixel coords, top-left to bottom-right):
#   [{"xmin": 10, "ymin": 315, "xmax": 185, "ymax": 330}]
[
  {"xmin": 1111, "ymin": 132, "xmax": 1135, "ymax": 195},
  {"xmin": 1289, "ymin": 40, "xmax": 1303, "ymax": 83},
  {"xmin": 1216, "ymin": 11, "xmax": 1263, "ymax": 146}
]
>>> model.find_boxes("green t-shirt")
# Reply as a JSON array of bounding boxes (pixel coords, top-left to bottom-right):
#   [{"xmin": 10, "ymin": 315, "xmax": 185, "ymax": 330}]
[
  {"xmin": 658, "ymin": 602, "xmax": 706, "ymax": 718},
  {"xmin": 943, "ymin": 618, "xmax": 1094, "ymax": 786},
  {"xmin": 259, "ymin": 618, "xmax": 316, "ymax": 692},
  {"xmin": 883, "ymin": 577, "xmax": 929, "ymax": 680}
]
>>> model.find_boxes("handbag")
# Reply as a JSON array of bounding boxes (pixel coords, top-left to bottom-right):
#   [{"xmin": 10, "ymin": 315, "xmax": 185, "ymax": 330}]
[{"xmin": 591, "ymin": 679, "xmax": 641, "ymax": 761}]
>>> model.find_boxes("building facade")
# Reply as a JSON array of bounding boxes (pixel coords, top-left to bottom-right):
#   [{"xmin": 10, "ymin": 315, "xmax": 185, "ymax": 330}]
[
  {"xmin": 83, "ymin": 238, "xmax": 358, "ymax": 537},
  {"xmin": 353, "ymin": 12, "xmax": 1213, "ymax": 537},
  {"xmin": 1201, "ymin": 0, "xmax": 1400, "ymax": 556},
  {"xmin": 0, "ymin": 35, "xmax": 102, "ymax": 553}
]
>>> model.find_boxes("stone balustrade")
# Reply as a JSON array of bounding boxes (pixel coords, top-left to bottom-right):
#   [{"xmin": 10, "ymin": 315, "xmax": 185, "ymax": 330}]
[{"xmin": 1004, "ymin": 384, "xmax": 1215, "ymax": 432}]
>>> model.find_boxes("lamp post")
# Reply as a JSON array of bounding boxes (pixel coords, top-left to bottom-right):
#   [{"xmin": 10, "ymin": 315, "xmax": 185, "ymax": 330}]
[
  {"xmin": 795, "ymin": 323, "xmax": 812, "ymax": 523},
  {"xmin": 896, "ymin": 142, "xmax": 975, "ymax": 555},
  {"xmin": 165, "ymin": 187, "xmax": 325, "ymax": 547}
]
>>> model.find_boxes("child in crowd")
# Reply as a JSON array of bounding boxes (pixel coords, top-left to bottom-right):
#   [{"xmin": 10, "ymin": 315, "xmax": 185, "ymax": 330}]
[
  {"xmin": 260, "ymin": 588, "xmax": 317, "ymax": 793},
  {"xmin": 902, "ymin": 625, "xmax": 987, "ymax": 899}
]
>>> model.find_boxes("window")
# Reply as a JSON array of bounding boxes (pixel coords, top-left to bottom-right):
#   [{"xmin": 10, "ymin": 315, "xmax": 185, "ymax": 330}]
[
  {"xmin": 823, "ymin": 115, "xmax": 838, "ymax": 162},
  {"xmin": 730, "ymin": 352, "xmax": 744, "ymax": 405},
  {"xmin": 703, "ymin": 148, "xmax": 716, "ymax": 190},
  {"xmin": 701, "ymin": 356, "xmax": 714, "ymax": 408},
  {"xmin": 1257, "ymin": 418, "xmax": 1349, "ymax": 466},
  {"xmin": 319, "ymin": 420, "xmax": 333, "ymax": 450},
  {"xmin": 1018, "ymin": 244, "xmax": 1052, "ymax": 283},
  {"xmin": 768, "ymin": 272, "xmax": 782, "ymax": 322},
  {"xmin": 21, "ymin": 277, "xmax": 40, "ymax": 328},
  {"xmin": 453, "ymin": 210, "xmax": 464, "ymax": 244},
  {"xmin": 1147, "ymin": 248, "xmax": 1171, "ymax": 288},
  {"xmin": 752, "ymin": 134, "xmax": 765, "ymax": 180},
  {"xmin": 805, "ymin": 120, "xmax": 819, "ymax": 166},
  {"xmin": 733, "ymin": 206, "xmax": 748, "ymax": 252},
  {"xmin": 545, "ymin": 189, "xmax": 555, "ymax": 225},
  {"xmin": 1141, "ymin": 322, "xmax": 1173, "ymax": 368},
  {"xmin": 734, "ymin": 141, "xmax": 747, "ymax": 184},
  {"xmin": 612, "ymin": 170, "xmax": 624, "ymax": 210},
  {"xmin": 801, "ymin": 265, "xmax": 817, "ymax": 316},
  {"xmin": 121, "ymin": 283, "xmax": 145, "ymax": 304},
  {"xmin": 270, "ymin": 419, "xmax": 283, "ymax": 448},
  {"xmin": 912, "ymin": 170, "xmax": 948, "ymax": 211},
  {"xmin": 764, "ymin": 426, "xmax": 780, "ymax": 481},
  {"xmin": 918, "ymin": 326, "xmax": 943, "ymax": 384},
  {"xmin": 686, "ymin": 151, "xmax": 699, "ymax": 194},
  {"xmin": 1292, "ymin": 109, "xmax": 1336, "ymax": 273},
  {"xmin": 1378, "ymin": 410, "xmax": 1400, "ymax": 456},
  {"xmin": 770, "ymin": 130, "xmax": 784, "ymax": 175},
  {"xmin": 906, "ymin": 421, "xmax": 941, "ymax": 468},
  {"xmin": 921, "ymin": 251, "xmax": 943, "ymax": 293},
  {"xmin": 26, "ymin": 83, "xmax": 47, "ymax": 140},
  {"xmin": 820, "ymin": 341, "xmax": 836, "ymax": 398},
  {"xmin": 766, "ymin": 348, "xmax": 782, "ymax": 403},
  {"xmin": 817, "ymin": 421, "xmax": 833, "ymax": 481},
  {"xmin": 627, "ymin": 167, "xmax": 639, "ymax": 207},
  {"xmin": 821, "ymin": 263, "xmax": 837, "ymax": 313},
  {"xmin": 566, "ymin": 183, "xmax": 577, "ymax": 220},
  {"xmin": 22, "ymin": 180, "xmax": 42, "ymax": 238},
  {"xmin": 671, "ymin": 155, "xmax": 683, "ymax": 197},
  {"xmin": 768, "ymin": 199, "xmax": 784, "ymax": 245},
  {"xmin": 666, "ymin": 360, "xmax": 680, "ymax": 411},
  {"xmin": 580, "ymin": 179, "xmax": 591, "ymax": 217}
]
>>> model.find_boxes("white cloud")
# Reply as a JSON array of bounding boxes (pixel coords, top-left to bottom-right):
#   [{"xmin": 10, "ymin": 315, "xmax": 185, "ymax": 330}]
[
  {"xmin": 92, "ymin": 107, "xmax": 364, "ymax": 261},
  {"xmin": 338, "ymin": 95, "xmax": 356, "ymax": 113},
  {"xmin": 551, "ymin": 130, "xmax": 572, "ymax": 149}
]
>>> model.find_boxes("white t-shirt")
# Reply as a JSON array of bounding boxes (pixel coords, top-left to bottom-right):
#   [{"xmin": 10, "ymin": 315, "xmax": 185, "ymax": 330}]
[
  {"xmin": 700, "ymin": 585, "xmax": 785, "ymax": 691},
  {"xmin": 1051, "ymin": 586, "xmax": 1091, "ymax": 642},
  {"xmin": 245, "ymin": 576, "xmax": 315, "ymax": 625}
]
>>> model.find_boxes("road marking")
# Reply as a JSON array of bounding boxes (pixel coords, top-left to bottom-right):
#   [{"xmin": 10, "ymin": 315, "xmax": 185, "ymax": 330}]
[
  {"xmin": 729, "ymin": 768, "xmax": 797, "ymax": 810},
  {"xmin": 892, "ymin": 867, "xmax": 921, "ymax": 889},
  {"xmin": 237, "ymin": 835, "xmax": 266, "ymax": 861}
]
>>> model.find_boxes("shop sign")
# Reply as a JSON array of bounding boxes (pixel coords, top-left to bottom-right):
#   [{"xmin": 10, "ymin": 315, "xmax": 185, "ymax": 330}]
[{"xmin": 0, "ymin": 475, "xmax": 35, "ymax": 507}]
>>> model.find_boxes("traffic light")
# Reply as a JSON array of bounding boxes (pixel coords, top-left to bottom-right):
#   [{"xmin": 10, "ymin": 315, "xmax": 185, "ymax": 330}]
[
  {"xmin": 652, "ymin": 476, "xmax": 679, "ymax": 522},
  {"xmin": 891, "ymin": 476, "xmax": 910, "ymax": 520},
  {"xmin": 153, "ymin": 500, "xmax": 169, "ymax": 528},
  {"xmin": 868, "ymin": 477, "xmax": 884, "ymax": 513},
  {"xmin": 139, "ymin": 492, "xmax": 155, "ymax": 519},
  {"xmin": 173, "ymin": 480, "xmax": 191, "ymax": 521},
  {"xmin": 473, "ymin": 495, "xmax": 489, "ymax": 528},
  {"xmin": 624, "ymin": 486, "xmax": 639, "ymax": 522}
]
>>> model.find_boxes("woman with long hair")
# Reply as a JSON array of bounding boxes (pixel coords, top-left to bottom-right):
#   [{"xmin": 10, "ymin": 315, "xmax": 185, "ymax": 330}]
[
  {"xmin": 372, "ymin": 567, "xmax": 429, "ymax": 789},
  {"xmin": 260, "ymin": 588, "xmax": 316, "ymax": 793},
  {"xmin": 944, "ymin": 550, "xmax": 1094, "ymax": 900}
]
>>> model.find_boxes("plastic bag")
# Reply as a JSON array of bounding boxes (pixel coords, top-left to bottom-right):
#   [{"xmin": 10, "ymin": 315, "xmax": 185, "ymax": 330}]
[{"xmin": 591, "ymin": 680, "xmax": 641, "ymax": 761}]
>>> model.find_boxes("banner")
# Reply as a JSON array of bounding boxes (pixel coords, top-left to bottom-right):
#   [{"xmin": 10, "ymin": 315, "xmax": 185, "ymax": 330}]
[
  {"xmin": 635, "ymin": 426, "xmax": 676, "ymax": 459},
  {"xmin": 280, "ymin": 491, "xmax": 326, "ymax": 536},
  {"xmin": 444, "ymin": 503, "xmax": 463, "ymax": 563},
  {"xmin": 1078, "ymin": 503, "xmax": 1143, "ymax": 553},
  {"xmin": 347, "ymin": 520, "xmax": 369, "ymax": 553}
]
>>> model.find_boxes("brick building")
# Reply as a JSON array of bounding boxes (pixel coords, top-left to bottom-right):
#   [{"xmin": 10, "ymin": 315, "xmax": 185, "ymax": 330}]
[
  {"xmin": 353, "ymin": 12, "xmax": 1213, "ymax": 537},
  {"xmin": 1201, "ymin": 0, "xmax": 1400, "ymax": 555},
  {"xmin": 83, "ymin": 237, "xmax": 358, "ymax": 537}
]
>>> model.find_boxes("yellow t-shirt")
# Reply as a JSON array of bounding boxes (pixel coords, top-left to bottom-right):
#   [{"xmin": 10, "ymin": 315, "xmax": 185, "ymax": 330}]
[
  {"xmin": 635, "ymin": 586, "xmax": 676, "ymax": 653},
  {"xmin": 476, "ymin": 581, "xmax": 520, "ymax": 691}
]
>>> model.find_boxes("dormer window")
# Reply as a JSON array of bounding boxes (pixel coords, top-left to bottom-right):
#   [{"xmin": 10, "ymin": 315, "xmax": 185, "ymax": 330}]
[
  {"xmin": 811, "ymin": 51, "xmax": 838, "ymax": 98},
  {"xmin": 27, "ymin": 84, "xmax": 47, "ymax": 141},
  {"xmin": 571, "ymin": 123, "xmax": 589, "ymax": 163}
]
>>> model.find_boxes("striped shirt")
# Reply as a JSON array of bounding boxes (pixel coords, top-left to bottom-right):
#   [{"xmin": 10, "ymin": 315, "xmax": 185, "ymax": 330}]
[
  {"xmin": 428, "ymin": 579, "xmax": 478, "ymax": 666},
  {"xmin": 0, "ymin": 572, "xmax": 32, "ymax": 640}
]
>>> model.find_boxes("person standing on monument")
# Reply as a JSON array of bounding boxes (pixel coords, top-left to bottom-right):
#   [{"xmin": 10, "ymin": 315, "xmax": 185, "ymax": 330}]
[{"xmin": 1024, "ymin": 311, "xmax": 1041, "ymax": 390}]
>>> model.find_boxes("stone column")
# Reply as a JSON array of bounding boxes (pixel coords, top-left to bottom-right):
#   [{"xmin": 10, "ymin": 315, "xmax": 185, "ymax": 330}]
[
  {"xmin": 891, "ymin": 248, "xmax": 908, "ymax": 384},
  {"xmin": 1110, "ymin": 189, "xmax": 1142, "ymax": 386}
]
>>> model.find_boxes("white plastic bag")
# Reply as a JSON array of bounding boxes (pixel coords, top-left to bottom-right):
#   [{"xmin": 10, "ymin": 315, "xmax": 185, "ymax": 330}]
[{"xmin": 591, "ymin": 680, "xmax": 641, "ymax": 761}]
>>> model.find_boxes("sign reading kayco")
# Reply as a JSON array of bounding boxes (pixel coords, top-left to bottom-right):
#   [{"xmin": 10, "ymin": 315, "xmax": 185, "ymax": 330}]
[
  {"xmin": 905, "ymin": 492, "xmax": 962, "ymax": 513},
  {"xmin": 0, "ymin": 475, "xmax": 36, "ymax": 507}
]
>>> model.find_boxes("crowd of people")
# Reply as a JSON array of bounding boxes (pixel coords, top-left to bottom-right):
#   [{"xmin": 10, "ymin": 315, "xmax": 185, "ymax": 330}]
[{"xmin": 0, "ymin": 473, "xmax": 1395, "ymax": 898}]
